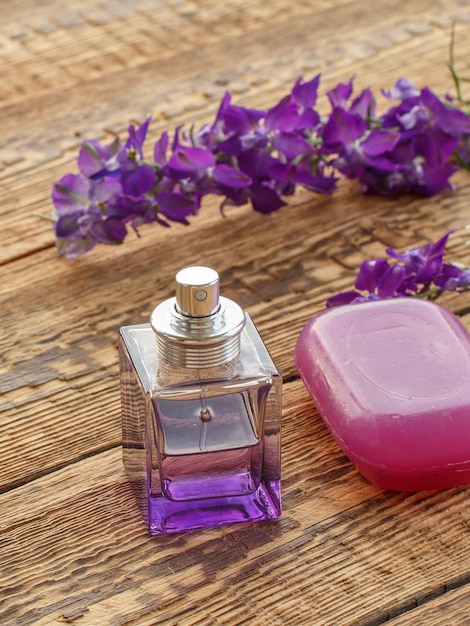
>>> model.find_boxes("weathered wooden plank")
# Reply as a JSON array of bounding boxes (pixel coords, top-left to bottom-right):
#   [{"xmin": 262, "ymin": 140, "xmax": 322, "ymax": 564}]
[
  {"xmin": 0, "ymin": 0, "xmax": 469, "ymax": 263},
  {"xmin": 2, "ymin": 2, "xmax": 470, "ymax": 624},
  {"xmin": 386, "ymin": 584, "xmax": 470, "ymax": 625},
  {"xmin": 0, "ymin": 380, "xmax": 468, "ymax": 626},
  {"xmin": 1, "ymin": 179, "xmax": 470, "ymax": 490},
  {"xmin": 0, "ymin": 0, "xmax": 459, "ymax": 110}
]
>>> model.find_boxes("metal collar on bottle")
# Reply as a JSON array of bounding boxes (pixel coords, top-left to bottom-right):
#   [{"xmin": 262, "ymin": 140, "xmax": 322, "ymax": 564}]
[{"xmin": 150, "ymin": 267, "xmax": 246, "ymax": 368}]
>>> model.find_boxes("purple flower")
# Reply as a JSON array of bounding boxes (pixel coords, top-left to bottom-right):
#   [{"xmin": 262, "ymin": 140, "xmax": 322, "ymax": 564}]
[
  {"xmin": 386, "ymin": 230, "xmax": 451, "ymax": 281},
  {"xmin": 50, "ymin": 72, "xmax": 470, "ymax": 258},
  {"xmin": 153, "ymin": 131, "xmax": 169, "ymax": 167},
  {"xmin": 215, "ymin": 93, "xmax": 264, "ymax": 136},
  {"xmin": 355, "ymin": 258, "xmax": 405, "ymax": 296},
  {"xmin": 77, "ymin": 138, "xmax": 122, "ymax": 178},
  {"xmin": 51, "ymin": 173, "xmax": 127, "ymax": 257},
  {"xmin": 362, "ymin": 81, "xmax": 470, "ymax": 195},
  {"xmin": 382, "ymin": 78, "xmax": 420, "ymax": 100},
  {"xmin": 120, "ymin": 164, "xmax": 156, "ymax": 197},
  {"xmin": 267, "ymin": 157, "xmax": 337, "ymax": 195},
  {"xmin": 326, "ymin": 259, "xmax": 405, "ymax": 307},
  {"xmin": 126, "ymin": 117, "xmax": 151, "ymax": 160},
  {"xmin": 249, "ymin": 183, "xmax": 287, "ymax": 213},
  {"xmin": 327, "ymin": 230, "xmax": 470, "ymax": 308},
  {"xmin": 322, "ymin": 78, "xmax": 470, "ymax": 197},
  {"xmin": 292, "ymin": 75, "xmax": 321, "ymax": 129},
  {"xmin": 265, "ymin": 95, "xmax": 300, "ymax": 133},
  {"xmin": 78, "ymin": 117, "xmax": 152, "ymax": 179},
  {"xmin": 326, "ymin": 79, "xmax": 354, "ymax": 109},
  {"xmin": 197, "ymin": 92, "xmax": 265, "ymax": 156},
  {"xmin": 167, "ymin": 145, "xmax": 216, "ymax": 179},
  {"xmin": 107, "ymin": 195, "xmax": 163, "ymax": 230},
  {"xmin": 350, "ymin": 88, "xmax": 377, "ymax": 119},
  {"xmin": 193, "ymin": 75, "xmax": 335, "ymax": 214},
  {"xmin": 434, "ymin": 263, "xmax": 470, "ymax": 291},
  {"xmin": 154, "ymin": 192, "xmax": 196, "ymax": 224},
  {"xmin": 322, "ymin": 107, "xmax": 399, "ymax": 179},
  {"xmin": 271, "ymin": 132, "xmax": 312, "ymax": 160}
]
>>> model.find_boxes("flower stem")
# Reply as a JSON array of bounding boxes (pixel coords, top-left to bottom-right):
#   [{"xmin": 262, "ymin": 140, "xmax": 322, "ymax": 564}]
[{"xmin": 448, "ymin": 22, "xmax": 470, "ymax": 110}]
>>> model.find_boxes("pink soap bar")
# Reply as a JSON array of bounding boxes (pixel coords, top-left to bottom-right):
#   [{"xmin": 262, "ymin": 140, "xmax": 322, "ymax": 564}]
[{"xmin": 294, "ymin": 298, "xmax": 470, "ymax": 491}]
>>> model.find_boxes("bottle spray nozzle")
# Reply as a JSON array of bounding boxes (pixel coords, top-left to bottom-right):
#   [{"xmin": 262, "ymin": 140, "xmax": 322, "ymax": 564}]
[{"xmin": 175, "ymin": 266, "xmax": 220, "ymax": 317}]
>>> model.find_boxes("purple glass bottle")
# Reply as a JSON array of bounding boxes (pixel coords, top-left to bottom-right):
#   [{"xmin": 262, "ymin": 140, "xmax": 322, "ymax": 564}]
[{"xmin": 119, "ymin": 267, "xmax": 282, "ymax": 534}]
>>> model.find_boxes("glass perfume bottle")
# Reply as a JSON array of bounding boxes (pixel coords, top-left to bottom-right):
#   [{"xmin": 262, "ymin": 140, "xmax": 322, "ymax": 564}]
[{"xmin": 119, "ymin": 266, "xmax": 282, "ymax": 534}]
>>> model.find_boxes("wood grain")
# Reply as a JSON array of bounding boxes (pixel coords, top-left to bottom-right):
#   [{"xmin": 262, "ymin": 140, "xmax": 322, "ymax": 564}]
[
  {"xmin": 2, "ymin": 381, "xmax": 469, "ymax": 626},
  {"xmin": 1, "ymin": 1, "xmax": 470, "ymax": 624},
  {"xmin": 2, "ymin": 176, "xmax": 470, "ymax": 490},
  {"xmin": 387, "ymin": 585, "xmax": 470, "ymax": 625}
]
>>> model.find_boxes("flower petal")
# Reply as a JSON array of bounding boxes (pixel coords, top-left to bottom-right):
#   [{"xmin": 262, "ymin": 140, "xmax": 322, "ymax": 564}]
[
  {"xmin": 292, "ymin": 75, "xmax": 320, "ymax": 110},
  {"xmin": 271, "ymin": 132, "xmax": 311, "ymax": 159},
  {"xmin": 156, "ymin": 192, "xmax": 196, "ymax": 223},
  {"xmin": 120, "ymin": 164, "xmax": 156, "ymax": 196},
  {"xmin": 91, "ymin": 218, "xmax": 128, "ymax": 244},
  {"xmin": 361, "ymin": 130, "xmax": 400, "ymax": 156},
  {"xmin": 168, "ymin": 146, "xmax": 216, "ymax": 177},
  {"xmin": 354, "ymin": 258, "xmax": 390, "ymax": 292},
  {"xmin": 52, "ymin": 174, "xmax": 91, "ymax": 212},
  {"xmin": 212, "ymin": 164, "xmax": 252, "ymax": 188},
  {"xmin": 126, "ymin": 117, "xmax": 151, "ymax": 158},
  {"xmin": 327, "ymin": 78, "xmax": 354, "ymax": 108},
  {"xmin": 377, "ymin": 264, "xmax": 405, "ymax": 297},
  {"xmin": 153, "ymin": 131, "xmax": 169, "ymax": 166},
  {"xmin": 249, "ymin": 184, "xmax": 286, "ymax": 213},
  {"xmin": 326, "ymin": 290, "xmax": 363, "ymax": 308},
  {"xmin": 265, "ymin": 95, "xmax": 299, "ymax": 132},
  {"xmin": 382, "ymin": 78, "xmax": 419, "ymax": 100},
  {"xmin": 322, "ymin": 107, "xmax": 366, "ymax": 151}
]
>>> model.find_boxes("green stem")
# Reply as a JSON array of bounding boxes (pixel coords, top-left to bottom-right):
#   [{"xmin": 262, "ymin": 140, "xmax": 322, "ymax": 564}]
[
  {"xmin": 448, "ymin": 22, "xmax": 470, "ymax": 109},
  {"xmin": 33, "ymin": 212, "xmax": 56, "ymax": 222}
]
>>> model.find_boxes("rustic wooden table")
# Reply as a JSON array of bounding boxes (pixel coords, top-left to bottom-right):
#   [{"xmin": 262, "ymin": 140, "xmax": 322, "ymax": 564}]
[{"xmin": 2, "ymin": 1, "xmax": 470, "ymax": 624}]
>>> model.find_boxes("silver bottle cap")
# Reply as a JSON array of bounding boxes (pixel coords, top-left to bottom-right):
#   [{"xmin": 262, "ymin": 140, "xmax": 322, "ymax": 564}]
[
  {"xmin": 150, "ymin": 266, "xmax": 245, "ymax": 368},
  {"xmin": 175, "ymin": 266, "xmax": 219, "ymax": 317}
]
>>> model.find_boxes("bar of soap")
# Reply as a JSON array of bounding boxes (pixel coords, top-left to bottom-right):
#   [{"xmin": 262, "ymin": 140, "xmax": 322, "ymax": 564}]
[{"xmin": 294, "ymin": 298, "xmax": 470, "ymax": 491}]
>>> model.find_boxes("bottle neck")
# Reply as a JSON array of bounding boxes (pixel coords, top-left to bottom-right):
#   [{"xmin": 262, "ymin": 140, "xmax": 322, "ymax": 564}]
[
  {"xmin": 151, "ymin": 296, "xmax": 246, "ymax": 369},
  {"xmin": 156, "ymin": 352, "xmax": 241, "ymax": 387},
  {"xmin": 155, "ymin": 332, "xmax": 241, "ymax": 369}
]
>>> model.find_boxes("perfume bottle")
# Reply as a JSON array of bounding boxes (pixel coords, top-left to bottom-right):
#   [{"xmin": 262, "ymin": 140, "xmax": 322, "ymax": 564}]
[{"xmin": 119, "ymin": 266, "xmax": 282, "ymax": 534}]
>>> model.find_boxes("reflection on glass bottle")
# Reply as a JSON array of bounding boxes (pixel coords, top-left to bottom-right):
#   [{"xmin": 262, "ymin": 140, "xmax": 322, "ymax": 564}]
[{"xmin": 119, "ymin": 266, "xmax": 282, "ymax": 534}]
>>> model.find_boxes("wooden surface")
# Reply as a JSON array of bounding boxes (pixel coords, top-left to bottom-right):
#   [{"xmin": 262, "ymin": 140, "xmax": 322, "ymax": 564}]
[{"xmin": 1, "ymin": 1, "xmax": 470, "ymax": 624}]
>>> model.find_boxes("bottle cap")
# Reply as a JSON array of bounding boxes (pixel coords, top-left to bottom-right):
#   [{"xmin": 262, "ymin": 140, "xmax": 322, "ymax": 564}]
[
  {"xmin": 150, "ymin": 266, "xmax": 245, "ymax": 368},
  {"xmin": 175, "ymin": 266, "xmax": 219, "ymax": 317}
]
